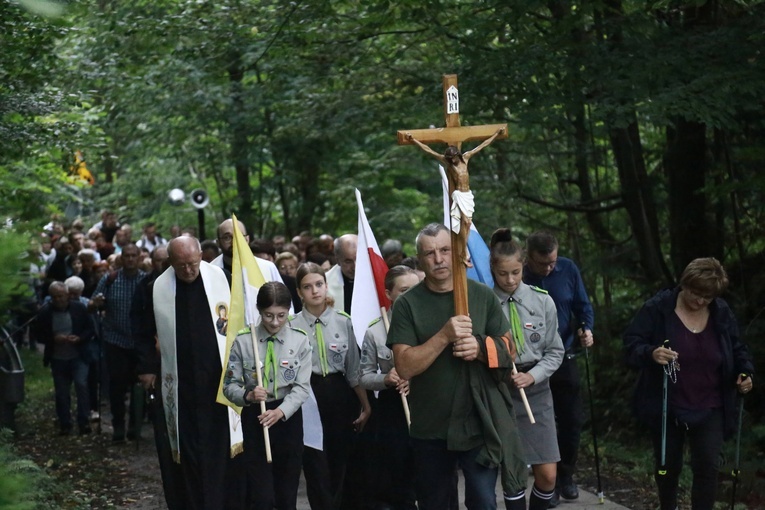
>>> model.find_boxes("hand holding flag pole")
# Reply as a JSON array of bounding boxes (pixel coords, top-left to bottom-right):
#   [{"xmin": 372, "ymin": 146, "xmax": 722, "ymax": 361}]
[
  {"xmin": 235, "ymin": 219, "xmax": 272, "ymax": 464},
  {"xmin": 247, "ymin": 325, "xmax": 272, "ymax": 464},
  {"xmin": 510, "ymin": 361, "xmax": 535, "ymax": 424}
]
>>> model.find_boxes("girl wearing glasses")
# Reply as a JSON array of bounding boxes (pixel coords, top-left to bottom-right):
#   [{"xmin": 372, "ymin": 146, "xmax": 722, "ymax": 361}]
[{"xmin": 223, "ymin": 281, "xmax": 311, "ymax": 510}]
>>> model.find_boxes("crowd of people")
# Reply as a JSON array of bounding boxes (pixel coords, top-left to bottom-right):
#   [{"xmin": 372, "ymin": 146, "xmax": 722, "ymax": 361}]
[{"xmin": 17, "ymin": 209, "xmax": 754, "ymax": 510}]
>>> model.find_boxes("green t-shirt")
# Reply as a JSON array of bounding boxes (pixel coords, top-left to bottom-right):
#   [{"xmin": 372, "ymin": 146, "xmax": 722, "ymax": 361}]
[{"xmin": 387, "ymin": 279, "xmax": 510, "ymax": 440}]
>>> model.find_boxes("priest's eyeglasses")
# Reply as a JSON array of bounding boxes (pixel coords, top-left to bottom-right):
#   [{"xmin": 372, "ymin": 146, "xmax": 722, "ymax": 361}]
[{"xmin": 174, "ymin": 261, "xmax": 200, "ymax": 271}]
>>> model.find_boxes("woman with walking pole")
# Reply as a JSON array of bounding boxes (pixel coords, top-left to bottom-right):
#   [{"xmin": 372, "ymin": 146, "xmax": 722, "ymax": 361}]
[{"xmin": 624, "ymin": 257, "xmax": 754, "ymax": 510}]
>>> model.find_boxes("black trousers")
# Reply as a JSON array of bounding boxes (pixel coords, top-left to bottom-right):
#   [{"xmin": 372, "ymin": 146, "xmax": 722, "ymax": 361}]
[
  {"xmin": 364, "ymin": 389, "xmax": 416, "ymax": 510},
  {"xmin": 303, "ymin": 373, "xmax": 357, "ymax": 510},
  {"xmin": 549, "ymin": 355, "xmax": 584, "ymax": 481},
  {"xmin": 178, "ymin": 401, "xmax": 245, "ymax": 510},
  {"xmin": 652, "ymin": 407, "xmax": 724, "ymax": 510},
  {"xmin": 243, "ymin": 400, "xmax": 304, "ymax": 510},
  {"xmin": 104, "ymin": 343, "xmax": 138, "ymax": 433},
  {"xmin": 148, "ymin": 389, "xmax": 187, "ymax": 510}
]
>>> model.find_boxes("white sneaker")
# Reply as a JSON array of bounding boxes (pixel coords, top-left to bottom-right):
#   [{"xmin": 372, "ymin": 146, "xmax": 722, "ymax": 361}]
[{"xmin": 89, "ymin": 411, "xmax": 100, "ymax": 421}]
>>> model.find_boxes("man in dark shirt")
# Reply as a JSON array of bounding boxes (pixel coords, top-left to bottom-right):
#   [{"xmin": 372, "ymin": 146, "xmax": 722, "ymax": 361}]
[
  {"xmin": 523, "ymin": 231, "xmax": 594, "ymax": 505},
  {"xmin": 389, "ymin": 223, "xmax": 526, "ymax": 510},
  {"xmin": 91, "ymin": 243, "xmax": 145, "ymax": 442},
  {"xmin": 37, "ymin": 282, "xmax": 95, "ymax": 435}
]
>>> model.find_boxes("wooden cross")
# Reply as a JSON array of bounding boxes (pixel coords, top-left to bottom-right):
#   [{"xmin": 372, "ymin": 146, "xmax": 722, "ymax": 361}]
[{"xmin": 398, "ymin": 74, "xmax": 507, "ymax": 316}]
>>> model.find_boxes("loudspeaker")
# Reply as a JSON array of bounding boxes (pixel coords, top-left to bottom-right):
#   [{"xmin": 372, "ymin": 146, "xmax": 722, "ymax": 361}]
[{"xmin": 190, "ymin": 189, "xmax": 209, "ymax": 209}]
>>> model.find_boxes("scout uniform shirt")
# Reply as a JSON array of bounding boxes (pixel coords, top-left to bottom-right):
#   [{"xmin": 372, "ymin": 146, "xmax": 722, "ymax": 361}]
[
  {"xmin": 359, "ymin": 315, "xmax": 394, "ymax": 391},
  {"xmin": 494, "ymin": 282, "xmax": 564, "ymax": 384},
  {"xmin": 290, "ymin": 306, "xmax": 361, "ymax": 388},
  {"xmin": 223, "ymin": 322, "xmax": 311, "ymax": 420}
]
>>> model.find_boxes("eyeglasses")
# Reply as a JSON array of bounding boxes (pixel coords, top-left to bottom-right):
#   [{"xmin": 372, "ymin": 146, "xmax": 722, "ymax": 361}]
[
  {"xmin": 262, "ymin": 312, "xmax": 288, "ymax": 322},
  {"xmin": 174, "ymin": 261, "xmax": 200, "ymax": 271},
  {"xmin": 529, "ymin": 253, "xmax": 557, "ymax": 269}
]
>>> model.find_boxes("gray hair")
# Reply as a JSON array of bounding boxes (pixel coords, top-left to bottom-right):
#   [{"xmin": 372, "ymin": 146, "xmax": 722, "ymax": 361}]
[
  {"xmin": 381, "ymin": 239, "xmax": 403, "ymax": 258},
  {"xmin": 48, "ymin": 281, "xmax": 66, "ymax": 294},
  {"xmin": 78, "ymin": 248, "xmax": 97, "ymax": 259},
  {"xmin": 415, "ymin": 223, "xmax": 449, "ymax": 254},
  {"xmin": 334, "ymin": 234, "xmax": 358, "ymax": 258},
  {"xmin": 167, "ymin": 236, "xmax": 202, "ymax": 259},
  {"xmin": 64, "ymin": 276, "xmax": 85, "ymax": 293}
]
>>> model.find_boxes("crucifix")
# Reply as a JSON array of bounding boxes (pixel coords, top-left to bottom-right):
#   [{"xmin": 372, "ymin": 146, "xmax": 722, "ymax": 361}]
[{"xmin": 398, "ymin": 74, "xmax": 507, "ymax": 316}]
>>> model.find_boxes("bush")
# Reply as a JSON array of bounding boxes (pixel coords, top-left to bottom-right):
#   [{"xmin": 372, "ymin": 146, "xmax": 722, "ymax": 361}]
[{"xmin": 0, "ymin": 429, "xmax": 41, "ymax": 509}]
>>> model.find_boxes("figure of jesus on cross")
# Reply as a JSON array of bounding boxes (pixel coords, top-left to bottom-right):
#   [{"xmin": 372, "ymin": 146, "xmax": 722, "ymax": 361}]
[{"xmin": 398, "ymin": 74, "xmax": 507, "ymax": 316}]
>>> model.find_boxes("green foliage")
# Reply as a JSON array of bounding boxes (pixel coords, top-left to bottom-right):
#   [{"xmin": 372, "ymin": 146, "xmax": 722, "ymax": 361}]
[
  {"xmin": 0, "ymin": 431, "xmax": 37, "ymax": 510},
  {"xmin": 0, "ymin": 230, "xmax": 35, "ymax": 323},
  {"xmin": 0, "ymin": 429, "xmax": 73, "ymax": 510}
]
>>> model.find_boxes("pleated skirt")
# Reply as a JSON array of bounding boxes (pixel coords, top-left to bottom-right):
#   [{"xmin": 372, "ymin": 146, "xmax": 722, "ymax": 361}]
[{"xmin": 510, "ymin": 378, "xmax": 561, "ymax": 465}]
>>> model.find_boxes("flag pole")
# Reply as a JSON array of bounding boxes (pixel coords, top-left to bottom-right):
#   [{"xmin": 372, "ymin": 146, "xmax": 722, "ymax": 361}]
[
  {"xmin": 249, "ymin": 328, "xmax": 273, "ymax": 463},
  {"xmin": 380, "ymin": 309, "xmax": 411, "ymax": 428},
  {"xmin": 511, "ymin": 362, "xmax": 535, "ymax": 424}
]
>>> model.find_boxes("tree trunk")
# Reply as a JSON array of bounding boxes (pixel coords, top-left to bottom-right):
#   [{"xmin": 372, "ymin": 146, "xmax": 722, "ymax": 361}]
[
  {"xmin": 664, "ymin": 120, "xmax": 716, "ymax": 275},
  {"xmin": 600, "ymin": 0, "xmax": 673, "ymax": 285},
  {"xmin": 610, "ymin": 119, "xmax": 673, "ymax": 284},
  {"xmin": 228, "ymin": 53, "xmax": 254, "ymax": 229},
  {"xmin": 570, "ymin": 103, "xmax": 615, "ymax": 247}
]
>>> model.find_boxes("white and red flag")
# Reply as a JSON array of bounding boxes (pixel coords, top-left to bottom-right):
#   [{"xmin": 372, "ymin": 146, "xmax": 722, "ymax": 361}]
[{"xmin": 350, "ymin": 189, "xmax": 391, "ymax": 348}]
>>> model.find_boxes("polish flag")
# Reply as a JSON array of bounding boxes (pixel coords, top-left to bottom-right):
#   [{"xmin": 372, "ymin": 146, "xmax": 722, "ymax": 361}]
[{"xmin": 351, "ymin": 189, "xmax": 391, "ymax": 348}]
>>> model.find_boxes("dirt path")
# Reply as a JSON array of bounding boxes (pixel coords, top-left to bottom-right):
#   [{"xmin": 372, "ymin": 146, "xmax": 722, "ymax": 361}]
[{"xmin": 14, "ymin": 392, "xmax": 637, "ymax": 510}]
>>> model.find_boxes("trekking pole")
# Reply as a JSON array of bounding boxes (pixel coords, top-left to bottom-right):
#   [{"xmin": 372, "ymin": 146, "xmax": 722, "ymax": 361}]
[
  {"xmin": 658, "ymin": 339, "xmax": 670, "ymax": 477},
  {"xmin": 730, "ymin": 374, "xmax": 748, "ymax": 510},
  {"xmin": 95, "ymin": 312, "xmax": 103, "ymax": 434},
  {"xmin": 581, "ymin": 323, "xmax": 604, "ymax": 503}
]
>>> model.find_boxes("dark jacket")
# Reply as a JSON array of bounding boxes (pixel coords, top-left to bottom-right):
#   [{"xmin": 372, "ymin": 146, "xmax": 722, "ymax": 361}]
[
  {"xmin": 37, "ymin": 299, "xmax": 96, "ymax": 367},
  {"xmin": 446, "ymin": 335, "xmax": 527, "ymax": 493},
  {"xmin": 623, "ymin": 287, "xmax": 754, "ymax": 438}
]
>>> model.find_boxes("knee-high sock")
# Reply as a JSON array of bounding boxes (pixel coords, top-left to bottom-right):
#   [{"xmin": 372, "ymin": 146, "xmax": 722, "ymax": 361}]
[
  {"xmin": 504, "ymin": 489, "xmax": 526, "ymax": 510},
  {"xmin": 529, "ymin": 484, "xmax": 554, "ymax": 510}
]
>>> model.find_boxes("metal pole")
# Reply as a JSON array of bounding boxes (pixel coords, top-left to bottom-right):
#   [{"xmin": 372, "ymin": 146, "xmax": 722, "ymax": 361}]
[
  {"xmin": 658, "ymin": 339, "xmax": 669, "ymax": 477},
  {"xmin": 197, "ymin": 209, "xmax": 206, "ymax": 241},
  {"xmin": 584, "ymin": 345, "xmax": 604, "ymax": 503},
  {"xmin": 730, "ymin": 374, "xmax": 748, "ymax": 510}
]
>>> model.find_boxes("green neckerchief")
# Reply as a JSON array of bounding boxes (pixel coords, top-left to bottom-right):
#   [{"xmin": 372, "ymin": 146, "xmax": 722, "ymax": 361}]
[
  {"xmin": 315, "ymin": 319, "xmax": 329, "ymax": 376},
  {"xmin": 264, "ymin": 337, "xmax": 278, "ymax": 396},
  {"xmin": 509, "ymin": 298, "xmax": 525, "ymax": 355}
]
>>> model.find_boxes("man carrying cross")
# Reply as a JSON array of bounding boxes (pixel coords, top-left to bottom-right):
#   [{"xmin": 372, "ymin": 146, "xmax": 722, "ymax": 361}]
[
  {"xmin": 392, "ymin": 75, "xmax": 528, "ymax": 509},
  {"xmin": 387, "ymin": 223, "xmax": 527, "ymax": 510}
]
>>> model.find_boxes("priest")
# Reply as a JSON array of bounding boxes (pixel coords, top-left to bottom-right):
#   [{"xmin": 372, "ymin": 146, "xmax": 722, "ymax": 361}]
[{"xmin": 137, "ymin": 236, "xmax": 244, "ymax": 509}]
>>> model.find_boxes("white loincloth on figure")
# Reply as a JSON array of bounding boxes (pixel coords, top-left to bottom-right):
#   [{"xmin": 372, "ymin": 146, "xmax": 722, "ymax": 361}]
[{"xmin": 450, "ymin": 189, "xmax": 475, "ymax": 234}]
